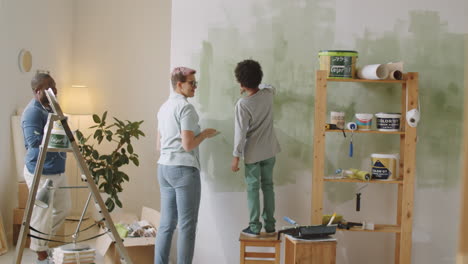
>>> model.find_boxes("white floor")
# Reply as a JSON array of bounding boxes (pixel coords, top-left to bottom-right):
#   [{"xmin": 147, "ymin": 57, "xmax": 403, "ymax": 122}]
[
  {"xmin": 2, "ymin": 247, "xmax": 37, "ymax": 263},
  {"xmin": 1, "ymin": 218, "xmax": 105, "ymax": 264},
  {"xmin": 1, "ymin": 243, "xmax": 104, "ymax": 264}
]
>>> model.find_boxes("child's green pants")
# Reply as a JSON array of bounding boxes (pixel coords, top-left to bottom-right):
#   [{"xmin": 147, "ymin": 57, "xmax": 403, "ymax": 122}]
[{"xmin": 244, "ymin": 156, "xmax": 276, "ymax": 233}]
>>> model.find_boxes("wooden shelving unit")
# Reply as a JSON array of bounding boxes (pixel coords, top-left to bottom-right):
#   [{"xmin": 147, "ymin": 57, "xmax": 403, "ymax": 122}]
[
  {"xmin": 326, "ymin": 129, "xmax": 405, "ymax": 135},
  {"xmin": 311, "ymin": 70, "xmax": 418, "ymax": 264},
  {"xmin": 323, "ymin": 178, "xmax": 403, "ymax": 184}
]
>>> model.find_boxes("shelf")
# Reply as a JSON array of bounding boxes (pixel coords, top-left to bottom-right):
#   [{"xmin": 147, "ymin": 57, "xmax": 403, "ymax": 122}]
[
  {"xmin": 313, "ymin": 70, "xmax": 418, "ymax": 263},
  {"xmin": 326, "ymin": 129, "xmax": 405, "ymax": 135},
  {"xmin": 324, "ymin": 177, "xmax": 403, "ymax": 184},
  {"xmin": 338, "ymin": 224, "xmax": 401, "ymax": 233},
  {"xmin": 326, "ymin": 78, "xmax": 406, "ymax": 84}
]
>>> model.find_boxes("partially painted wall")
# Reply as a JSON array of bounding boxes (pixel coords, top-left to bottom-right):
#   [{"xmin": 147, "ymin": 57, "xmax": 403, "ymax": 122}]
[
  {"xmin": 171, "ymin": 0, "xmax": 467, "ymax": 263},
  {"xmin": 458, "ymin": 33, "xmax": 468, "ymax": 264}
]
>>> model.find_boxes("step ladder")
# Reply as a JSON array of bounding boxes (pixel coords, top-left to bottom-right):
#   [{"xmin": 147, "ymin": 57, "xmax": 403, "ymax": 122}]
[{"xmin": 13, "ymin": 88, "xmax": 133, "ymax": 264}]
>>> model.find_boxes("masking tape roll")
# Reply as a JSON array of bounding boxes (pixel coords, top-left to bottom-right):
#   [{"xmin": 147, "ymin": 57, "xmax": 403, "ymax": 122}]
[{"xmin": 347, "ymin": 122, "xmax": 357, "ymax": 130}]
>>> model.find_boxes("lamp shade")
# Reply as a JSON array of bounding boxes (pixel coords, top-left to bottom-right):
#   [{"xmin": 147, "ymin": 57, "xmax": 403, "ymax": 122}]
[
  {"xmin": 62, "ymin": 85, "xmax": 92, "ymax": 115},
  {"xmin": 35, "ymin": 179, "xmax": 54, "ymax": 209}
]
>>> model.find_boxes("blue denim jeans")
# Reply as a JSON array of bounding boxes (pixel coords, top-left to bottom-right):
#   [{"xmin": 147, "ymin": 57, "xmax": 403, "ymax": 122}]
[{"xmin": 155, "ymin": 165, "xmax": 201, "ymax": 264}]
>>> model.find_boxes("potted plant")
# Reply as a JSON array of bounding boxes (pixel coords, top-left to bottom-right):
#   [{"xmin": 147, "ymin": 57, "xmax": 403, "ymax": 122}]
[{"xmin": 76, "ymin": 111, "xmax": 145, "ymax": 211}]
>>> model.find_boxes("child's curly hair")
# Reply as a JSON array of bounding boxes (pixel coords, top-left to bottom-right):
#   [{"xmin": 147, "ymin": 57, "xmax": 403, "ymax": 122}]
[{"xmin": 234, "ymin": 59, "xmax": 263, "ymax": 89}]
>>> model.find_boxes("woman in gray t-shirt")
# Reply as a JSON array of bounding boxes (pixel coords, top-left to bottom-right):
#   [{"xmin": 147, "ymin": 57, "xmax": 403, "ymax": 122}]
[{"xmin": 155, "ymin": 67, "xmax": 217, "ymax": 264}]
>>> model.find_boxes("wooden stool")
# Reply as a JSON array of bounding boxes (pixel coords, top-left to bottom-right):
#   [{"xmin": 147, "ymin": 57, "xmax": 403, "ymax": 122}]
[
  {"xmin": 284, "ymin": 235, "xmax": 337, "ymax": 264},
  {"xmin": 239, "ymin": 233, "xmax": 281, "ymax": 264}
]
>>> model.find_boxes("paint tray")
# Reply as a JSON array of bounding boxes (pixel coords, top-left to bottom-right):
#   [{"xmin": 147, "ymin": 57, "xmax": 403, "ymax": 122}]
[{"xmin": 277, "ymin": 224, "xmax": 336, "ymax": 240}]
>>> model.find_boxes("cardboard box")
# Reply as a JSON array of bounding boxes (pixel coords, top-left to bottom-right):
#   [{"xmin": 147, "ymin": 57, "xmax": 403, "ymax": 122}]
[
  {"xmin": 96, "ymin": 207, "xmax": 160, "ymax": 264},
  {"xmin": 18, "ymin": 181, "xmax": 29, "ymax": 209},
  {"xmin": 13, "ymin": 208, "xmax": 64, "ymax": 248},
  {"xmin": 13, "ymin": 208, "xmax": 24, "ymax": 225}
]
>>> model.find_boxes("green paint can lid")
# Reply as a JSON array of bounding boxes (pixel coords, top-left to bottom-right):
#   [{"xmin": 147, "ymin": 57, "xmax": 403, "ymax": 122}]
[{"xmin": 319, "ymin": 50, "xmax": 358, "ymax": 56}]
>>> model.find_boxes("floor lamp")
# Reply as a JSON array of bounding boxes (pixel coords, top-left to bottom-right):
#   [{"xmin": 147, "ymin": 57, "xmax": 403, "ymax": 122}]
[{"xmin": 62, "ymin": 85, "xmax": 93, "ymax": 251}]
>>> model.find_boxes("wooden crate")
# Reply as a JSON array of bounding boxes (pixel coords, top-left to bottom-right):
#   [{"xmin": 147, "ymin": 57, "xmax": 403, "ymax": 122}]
[
  {"xmin": 284, "ymin": 235, "xmax": 336, "ymax": 264},
  {"xmin": 239, "ymin": 233, "xmax": 281, "ymax": 264}
]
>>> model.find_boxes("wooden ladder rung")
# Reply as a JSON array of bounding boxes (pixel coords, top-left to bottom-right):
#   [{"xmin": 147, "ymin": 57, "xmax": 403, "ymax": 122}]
[
  {"xmin": 245, "ymin": 260, "xmax": 276, "ymax": 264},
  {"xmin": 245, "ymin": 252, "xmax": 276, "ymax": 258},
  {"xmin": 243, "ymin": 241, "xmax": 278, "ymax": 247}
]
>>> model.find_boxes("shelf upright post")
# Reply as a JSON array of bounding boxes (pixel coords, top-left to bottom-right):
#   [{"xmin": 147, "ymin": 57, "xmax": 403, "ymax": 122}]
[
  {"xmin": 312, "ymin": 70, "xmax": 328, "ymax": 225},
  {"xmin": 398, "ymin": 72, "xmax": 418, "ymax": 264}
]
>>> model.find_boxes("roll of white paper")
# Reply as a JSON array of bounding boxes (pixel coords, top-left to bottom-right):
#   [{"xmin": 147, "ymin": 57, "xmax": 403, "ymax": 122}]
[
  {"xmin": 385, "ymin": 62, "xmax": 403, "ymax": 73},
  {"xmin": 389, "ymin": 70, "xmax": 403, "ymax": 80},
  {"xmin": 357, "ymin": 64, "xmax": 389, "ymax": 80},
  {"xmin": 386, "ymin": 61, "xmax": 404, "ymax": 80}
]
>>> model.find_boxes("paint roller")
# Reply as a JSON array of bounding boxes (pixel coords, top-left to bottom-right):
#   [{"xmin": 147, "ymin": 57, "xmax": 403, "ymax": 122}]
[{"xmin": 335, "ymin": 168, "xmax": 371, "ymax": 181}]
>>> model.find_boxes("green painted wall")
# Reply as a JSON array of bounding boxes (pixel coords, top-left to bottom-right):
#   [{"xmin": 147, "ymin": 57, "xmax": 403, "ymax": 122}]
[{"xmin": 193, "ymin": 6, "xmax": 464, "ymax": 194}]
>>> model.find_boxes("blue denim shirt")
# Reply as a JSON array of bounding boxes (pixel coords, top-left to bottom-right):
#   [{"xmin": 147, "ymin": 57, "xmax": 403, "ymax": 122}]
[{"xmin": 21, "ymin": 99, "xmax": 66, "ymax": 174}]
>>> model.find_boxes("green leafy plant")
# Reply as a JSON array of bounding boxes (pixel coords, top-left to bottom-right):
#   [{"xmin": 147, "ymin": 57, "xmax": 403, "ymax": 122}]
[{"xmin": 76, "ymin": 111, "xmax": 145, "ymax": 212}]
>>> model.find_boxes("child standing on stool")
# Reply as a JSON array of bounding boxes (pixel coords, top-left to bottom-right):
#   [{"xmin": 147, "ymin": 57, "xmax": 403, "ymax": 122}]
[{"xmin": 231, "ymin": 59, "xmax": 281, "ymax": 237}]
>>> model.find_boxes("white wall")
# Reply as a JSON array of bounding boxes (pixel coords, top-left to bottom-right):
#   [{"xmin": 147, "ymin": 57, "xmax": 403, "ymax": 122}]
[
  {"xmin": 0, "ymin": 0, "xmax": 74, "ymax": 244},
  {"xmin": 72, "ymin": 0, "xmax": 172, "ymax": 216},
  {"xmin": 0, "ymin": 0, "xmax": 172, "ymax": 247}
]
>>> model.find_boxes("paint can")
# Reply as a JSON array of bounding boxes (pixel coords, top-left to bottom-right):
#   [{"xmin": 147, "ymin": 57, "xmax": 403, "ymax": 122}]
[
  {"xmin": 371, "ymin": 154, "xmax": 399, "ymax": 180},
  {"xmin": 330, "ymin": 111, "xmax": 345, "ymax": 129},
  {"xmin": 319, "ymin": 50, "xmax": 358, "ymax": 79},
  {"xmin": 48, "ymin": 121, "xmax": 69, "ymax": 148},
  {"xmin": 375, "ymin": 112, "xmax": 401, "ymax": 131},
  {"xmin": 355, "ymin": 113, "xmax": 373, "ymax": 130}
]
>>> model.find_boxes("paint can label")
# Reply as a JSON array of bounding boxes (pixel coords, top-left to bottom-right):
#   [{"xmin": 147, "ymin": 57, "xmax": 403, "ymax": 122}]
[
  {"xmin": 318, "ymin": 50, "xmax": 358, "ymax": 79},
  {"xmin": 329, "ymin": 56, "xmax": 354, "ymax": 78},
  {"xmin": 48, "ymin": 121, "xmax": 69, "ymax": 148},
  {"xmin": 371, "ymin": 154, "xmax": 398, "ymax": 180},
  {"xmin": 330, "ymin": 111, "xmax": 345, "ymax": 129},
  {"xmin": 49, "ymin": 133, "xmax": 69, "ymax": 148},
  {"xmin": 375, "ymin": 113, "xmax": 401, "ymax": 131}
]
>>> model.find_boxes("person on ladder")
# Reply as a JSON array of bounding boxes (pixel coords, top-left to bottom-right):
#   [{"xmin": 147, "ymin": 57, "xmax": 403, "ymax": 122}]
[
  {"xmin": 231, "ymin": 59, "xmax": 281, "ymax": 237},
  {"xmin": 21, "ymin": 72, "xmax": 71, "ymax": 264}
]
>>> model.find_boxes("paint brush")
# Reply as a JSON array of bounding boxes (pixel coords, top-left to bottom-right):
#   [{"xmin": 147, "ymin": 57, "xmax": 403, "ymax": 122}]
[{"xmin": 327, "ymin": 213, "xmax": 336, "ymax": 226}]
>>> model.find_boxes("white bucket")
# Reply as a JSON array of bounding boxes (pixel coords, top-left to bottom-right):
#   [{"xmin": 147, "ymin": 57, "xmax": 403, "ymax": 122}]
[
  {"xmin": 355, "ymin": 113, "xmax": 373, "ymax": 130},
  {"xmin": 375, "ymin": 113, "xmax": 401, "ymax": 131},
  {"xmin": 371, "ymin": 153, "xmax": 399, "ymax": 180}
]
